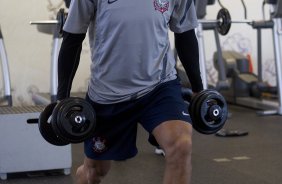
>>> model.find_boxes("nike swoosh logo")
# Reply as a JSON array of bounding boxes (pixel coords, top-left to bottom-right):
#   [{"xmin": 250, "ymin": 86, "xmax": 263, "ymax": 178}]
[
  {"xmin": 182, "ymin": 111, "xmax": 190, "ymax": 116},
  {"xmin": 108, "ymin": 0, "xmax": 118, "ymax": 4}
]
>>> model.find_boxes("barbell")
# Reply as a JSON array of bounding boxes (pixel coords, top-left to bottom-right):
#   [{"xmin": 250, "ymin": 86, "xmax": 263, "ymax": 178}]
[{"xmin": 199, "ymin": 8, "xmax": 253, "ymax": 35}]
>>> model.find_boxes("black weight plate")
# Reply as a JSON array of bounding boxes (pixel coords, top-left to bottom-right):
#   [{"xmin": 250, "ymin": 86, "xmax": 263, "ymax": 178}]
[
  {"xmin": 190, "ymin": 89, "xmax": 215, "ymax": 112},
  {"xmin": 189, "ymin": 91, "xmax": 202, "ymax": 125},
  {"xmin": 54, "ymin": 97, "xmax": 96, "ymax": 143},
  {"xmin": 58, "ymin": 98, "xmax": 96, "ymax": 143},
  {"xmin": 39, "ymin": 103, "xmax": 69, "ymax": 146},
  {"xmin": 51, "ymin": 98, "xmax": 70, "ymax": 143},
  {"xmin": 189, "ymin": 89, "xmax": 214, "ymax": 132},
  {"xmin": 191, "ymin": 90, "xmax": 228, "ymax": 134},
  {"xmin": 198, "ymin": 91, "xmax": 228, "ymax": 134},
  {"xmin": 216, "ymin": 8, "xmax": 232, "ymax": 35},
  {"xmin": 189, "ymin": 89, "xmax": 211, "ymax": 125},
  {"xmin": 56, "ymin": 8, "xmax": 66, "ymax": 37},
  {"xmin": 193, "ymin": 91, "xmax": 216, "ymax": 134}
]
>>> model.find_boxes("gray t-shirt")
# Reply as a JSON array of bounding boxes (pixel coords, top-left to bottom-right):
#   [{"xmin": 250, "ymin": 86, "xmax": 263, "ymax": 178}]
[{"xmin": 64, "ymin": 0, "xmax": 198, "ymax": 104}]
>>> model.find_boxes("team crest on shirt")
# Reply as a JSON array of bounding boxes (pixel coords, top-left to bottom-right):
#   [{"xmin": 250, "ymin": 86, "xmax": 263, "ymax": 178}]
[
  {"xmin": 92, "ymin": 137, "xmax": 108, "ymax": 153},
  {"xmin": 154, "ymin": 0, "xmax": 169, "ymax": 14}
]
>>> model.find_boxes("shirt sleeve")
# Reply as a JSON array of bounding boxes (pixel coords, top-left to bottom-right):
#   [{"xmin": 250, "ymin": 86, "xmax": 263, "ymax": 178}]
[
  {"xmin": 63, "ymin": 0, "xmax": 96, "ymax": 34},
  {"xmin": 169, "ymin": 0, "xmax": 198, "ymax": 33}
]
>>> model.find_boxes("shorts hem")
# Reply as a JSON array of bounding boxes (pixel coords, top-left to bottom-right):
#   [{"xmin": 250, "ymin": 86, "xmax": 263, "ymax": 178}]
[
  {"xmin": 84, "ymin": 150, "xmax": 138, "ymax": 161},
  {"xmin": 146, "ymin": 117, "xmax": 192, "ymax": 133}
]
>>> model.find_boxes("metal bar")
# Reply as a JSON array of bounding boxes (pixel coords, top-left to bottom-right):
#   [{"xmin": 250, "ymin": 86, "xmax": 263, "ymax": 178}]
[
  {"xmin": 0, "ymin": 28, "xmax": 12, "ymax": 106},
  {"xmin": 230, "ymin": 20, "xmax": 253, "ymax": 23},
  {"xmin": 50, "ymin": 37, "xmax": 61, "ymax": 102},
  {"xmin": 30, "ymin": 20, "xmax": 59, "ymax": 25},
  {"xmin": 259, "ymin": 17, "xmax": 282, "ymax": 115},
  {"xmin": 257, "ymin": 29, "xmax": 263, "ymax": 82},
  {"xmin": 198, "ymin": 19, "xmax": 253, "ymax": 24},
  {"xmin": 198, "ymin": 20, "xmax": 218, "ymax": 24},
  {"xmin": 0, "ymin": 39, "xmax": 11, "ymax": 96},
  {"xmin": 273, "ymin": 18, "xmax": 282, "ymax": 114},
  {"xmin": 213, "ymin": 29, "xmax": 227, "ymax": 82},
  {"xmin": 196, "ymin": 23, "xmax": 208, "ymax": 89}
]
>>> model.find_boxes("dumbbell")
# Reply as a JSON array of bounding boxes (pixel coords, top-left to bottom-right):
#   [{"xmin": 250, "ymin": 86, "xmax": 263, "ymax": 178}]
[
  {"xmin": 39, "ymin": 97, "xmax": 96, "ymax": 146},
  {"xmin": 182, "ymin": 88, "xmax": 228, "ymax": 134}
]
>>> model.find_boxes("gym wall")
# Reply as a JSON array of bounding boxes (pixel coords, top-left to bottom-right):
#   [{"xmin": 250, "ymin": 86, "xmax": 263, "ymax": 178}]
[
  {"xmin": 0, "ymin": 0, "xmax": 277, "ymax": 106},
  {"xmin": 0, "ymin": 0, "xmax": 91, "ymax": 106}
]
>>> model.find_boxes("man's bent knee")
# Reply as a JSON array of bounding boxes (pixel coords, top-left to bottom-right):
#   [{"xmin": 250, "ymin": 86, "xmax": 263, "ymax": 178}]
[
  {"xmin": 152, "ymin": 120, "xmax": 192, "ymax": 163},
  {"xmin": 165, "ymin": 136, "xmax": 192, "ymax": 163}
]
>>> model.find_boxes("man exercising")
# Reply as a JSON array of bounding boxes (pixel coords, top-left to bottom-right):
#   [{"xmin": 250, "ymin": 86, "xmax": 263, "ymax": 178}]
[{"xmin": 57, "ymin": 0, "xmax": 203, "ymax": 183}]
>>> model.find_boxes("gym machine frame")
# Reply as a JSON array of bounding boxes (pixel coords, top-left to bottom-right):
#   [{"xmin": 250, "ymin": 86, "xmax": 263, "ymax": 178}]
[
  {"xmin": 0, "ymin": 27, "xmax": 12, "ymax": 106},
  {"xmin": 196, "ymin": 2, "xmax": 282, "ymax": 115},
  {"xmin": 195, "ymin": 6, "xmax": 256, "ymax": 90},
  {"xmin": 30, "ymin": 9, "xmax": 86, "ymax": 105},
  {"xmin": 29, "ymin": 13, "xmax": 63, "ymax": 104},
  {"xmin": 226, "ymin": 3, "xmax": 282, "ymax": 115}
]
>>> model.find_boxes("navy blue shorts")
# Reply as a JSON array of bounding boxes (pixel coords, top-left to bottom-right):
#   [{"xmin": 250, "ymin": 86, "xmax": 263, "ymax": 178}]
[{"xmin": 84, "ymin": 79, "xmax": 192, "ymax": 160}]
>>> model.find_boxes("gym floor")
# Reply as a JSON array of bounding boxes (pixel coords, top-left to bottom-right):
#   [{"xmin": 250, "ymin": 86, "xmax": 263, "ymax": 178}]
[{"xmin": 1, "ymin": 105, "xmax": 282, "ymax": 184}]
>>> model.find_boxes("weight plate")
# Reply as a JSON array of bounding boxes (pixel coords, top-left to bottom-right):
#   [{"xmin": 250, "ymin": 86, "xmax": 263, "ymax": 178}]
[
  {"xmin": 53, "ymin": 97, "xmax": 96, "ymax": 143},
  {"xmin": 39, "ymin": 103, "xmax": 69, "ymax": 146},
  {"xmin": 190, "ymin": 90, "xmax": 228, "ymax": 134},
  {"xmin": 56, "ymin": 8, "xmax": 67, "ymax": 37},
  {"xmin": 216, "ymin": 8, "xmax": 232, "ymax": 35},
  {"xmin": 194, "ymin": 91, "xmax": 215, "ymax": 134},
  {"xmin": 198, "ymin": 91, "xmax": 228, "ymax": 134},
  {"xmin": 189, "ymin": 89, "xmax": 214, "ymax": 133},
  {"xmin": 51, "ymin": 99, "xmax": 69, "ymax": 142}
]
